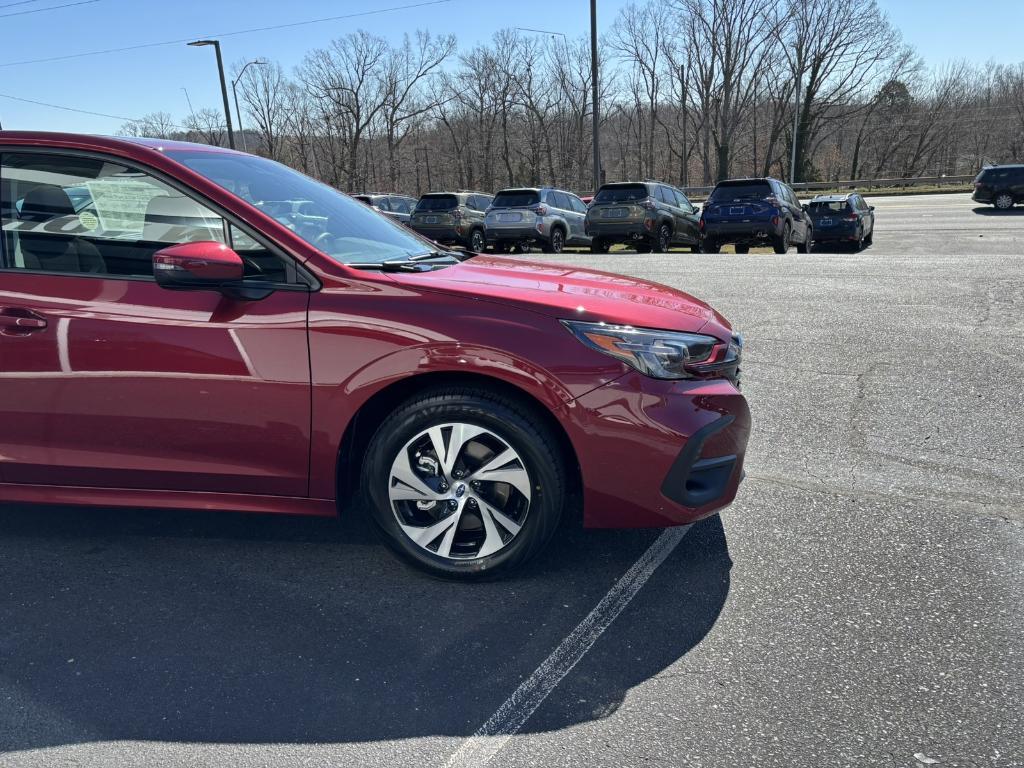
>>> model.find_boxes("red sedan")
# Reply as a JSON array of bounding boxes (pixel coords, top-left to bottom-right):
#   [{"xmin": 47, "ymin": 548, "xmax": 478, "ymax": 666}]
[{"xmin": 0, "ymin": 133, "xmax": 750, "ymax": 578}]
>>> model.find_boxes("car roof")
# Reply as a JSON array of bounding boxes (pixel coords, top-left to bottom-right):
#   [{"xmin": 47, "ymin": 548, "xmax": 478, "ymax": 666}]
[
  {"xmin": 982, "ymin": 164, "xmax": 1024, "ymax": 170},
  {"xmin": 0, "ymin": 131, "xmax": 241, "ymax": 157},
  {"xmin": 811, "ymin": 194, "xmax": 855, "ymax": 202}
]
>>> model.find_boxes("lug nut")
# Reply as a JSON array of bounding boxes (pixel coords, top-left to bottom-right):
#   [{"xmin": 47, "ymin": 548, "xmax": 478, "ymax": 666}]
[
  {"xmin": 453, "ymin": 469, "xmax": 464, "ymax": 479},
  {"xmin": 438, "ymin": 481, "xmax": 449, "ymax": 492},
  {"xmin": 467, "ymin": 498, "xmax": 478, "ymax": 508},
  {"xmin": 470, "ymin": 480, "xmax": 481, "ymax": 490},
  {"xmin": 447, "ymin": 499, "xmax": 459, "ymax": 510}
]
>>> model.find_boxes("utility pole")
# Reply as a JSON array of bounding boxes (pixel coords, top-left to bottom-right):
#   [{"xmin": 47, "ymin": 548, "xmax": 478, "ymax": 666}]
[
  {"xmin": 188, "ymin": 39, "xmax": 236, "ymax": 149},
  {"xmin": 590, "ymin": 0, "xmax": 601, "ymax": 192},
  {"xmin": 790, "ymin": 70, "xmax": 801, "ymax": 184},
  {"xmin": 680, "ymin": 63, "xmax": 688, "ymax": 188}
]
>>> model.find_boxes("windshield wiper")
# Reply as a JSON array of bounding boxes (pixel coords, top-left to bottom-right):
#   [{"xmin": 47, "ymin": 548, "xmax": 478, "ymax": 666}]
[{"xmin": 347, "ymin": 252, "xmax": 462, "ymax": 272}]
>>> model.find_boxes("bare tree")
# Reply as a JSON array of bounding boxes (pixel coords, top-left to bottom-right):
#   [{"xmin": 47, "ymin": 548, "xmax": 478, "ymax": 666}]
[
  {"xmin": 235, "ymin": 61, "xmax": 289, "ymax": 160},
  {"xmin": 118, "ymin": 111, "xmax": 178, "ymax": 139}
]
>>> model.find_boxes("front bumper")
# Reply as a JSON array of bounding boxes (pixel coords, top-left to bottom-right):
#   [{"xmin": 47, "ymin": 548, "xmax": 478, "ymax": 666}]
[{"xmin": 563, "ymin": 374, "xmax": 751, "ymax": 528}]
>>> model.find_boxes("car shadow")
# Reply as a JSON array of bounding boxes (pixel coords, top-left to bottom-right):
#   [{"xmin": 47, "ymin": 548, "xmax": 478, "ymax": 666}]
[
  {"xmin": 971, "ymin": 206, "xmax": 1024, "ymax": 216},
  {"xmin": 0, "ymin": 502, "xmax": 731, "ymax": 750}
]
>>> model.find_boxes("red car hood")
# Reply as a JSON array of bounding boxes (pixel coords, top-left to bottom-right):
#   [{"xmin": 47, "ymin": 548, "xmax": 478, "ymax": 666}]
[{"xmin": 386, "ymin": 256, "xmax": 733, "ymax": 338}]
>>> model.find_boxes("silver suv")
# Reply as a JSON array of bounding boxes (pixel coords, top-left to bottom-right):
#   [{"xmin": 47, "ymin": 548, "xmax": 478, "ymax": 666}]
[{"xmin": 484, "ymin": 187, "xmax": 591, "ymax": 254}]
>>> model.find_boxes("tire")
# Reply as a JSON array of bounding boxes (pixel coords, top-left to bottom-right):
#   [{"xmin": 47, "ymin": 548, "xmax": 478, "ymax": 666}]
[
  {"xmin": 797, "ymin": 228, "xmax": 814, "ymax": 254},
  {"xmin": 652, "ymin": 223, "xmax": 671, "ymax": 253},
  {"xmin": 772, "ymin": 223, "xmax": 791, "ymax": 254},
  {"xmin": 702, "ymin": 239, "xmax": 720, "ymax": 254},
  {"xmin": 590, "ymin": 238, "xmax": 609, "ymax": 254},
  {"xmin": 498, "ymin": 241, "xmax": 513, "ymax": 254},
  {"xmin": 864, "ymin": 228, "xmax": 873, "ymax": 247},
  {"xmin": 543, "ymin": 227, "xmax": 565, "ymax": 254},
  {"xmin": 635, "ymin": 243, "xmax": 652, "ymax": 254},
  {"xmin": 362, "ymin": 387, "xmax": 566, "ymax": 580},
  {"xmin": 734, "ymin": 244, "xmax": 750, "ymax": 255},
  {"xmin": 994, "ymin": 193, "xmax": 1014, "ymax": 210},
  {"xmin": 469, "ymin": 229, "xmax": 486, "ymax": 253}
]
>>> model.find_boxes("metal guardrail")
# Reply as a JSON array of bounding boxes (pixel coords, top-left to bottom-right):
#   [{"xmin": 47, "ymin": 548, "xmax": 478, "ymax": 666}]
[{"xmin": 682, "ymin": 175, "xmax": 975, "ymax": 198}]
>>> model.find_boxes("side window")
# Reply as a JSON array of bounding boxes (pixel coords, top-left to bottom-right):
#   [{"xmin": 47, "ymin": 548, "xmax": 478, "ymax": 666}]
[
  {"xmin": 373, "ymin": 197, "xmax": 391, "ymax": 212},
  {"xmin": 551, "ymin": 191, "xmax": 571, "ymax": 211},
  {"xmin": 569, "ymin": 195, "xmax": 587, "ymax": 214},
  {"xmin": 654, "ymin": 186, "xmax": 669, "ymax": 205},
  {"xmin": 466, "ymin": 195, "xmax": 479, "ymax": 211},
  {"xmin": 387, "ymin": 196, "xmax": 410, "ymax": 214},
  {"xmin": 674, "ymin": 189, "xmax": 694, "ymax": 213},
  {"xmin": 1, "ymin": 151, "xmax": 225, "ymax": 277}
]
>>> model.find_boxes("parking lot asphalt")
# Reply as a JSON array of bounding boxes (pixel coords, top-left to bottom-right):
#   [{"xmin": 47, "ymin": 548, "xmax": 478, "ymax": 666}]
[{"xmin": 1, "ymin": 193, "xmax": 1022, "ymax": 767}]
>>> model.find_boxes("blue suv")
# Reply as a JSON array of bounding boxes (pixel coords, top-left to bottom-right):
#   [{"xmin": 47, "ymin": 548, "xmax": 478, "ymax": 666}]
[{"xmin": 700, "ymin": 177, "xmax": 813, "ymax": 254}]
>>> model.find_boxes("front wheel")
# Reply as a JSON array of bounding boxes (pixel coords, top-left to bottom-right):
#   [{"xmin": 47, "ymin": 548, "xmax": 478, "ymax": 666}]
[{"xmin": 362, "ymin": 389, "xmax": 565, "ymax": 580}]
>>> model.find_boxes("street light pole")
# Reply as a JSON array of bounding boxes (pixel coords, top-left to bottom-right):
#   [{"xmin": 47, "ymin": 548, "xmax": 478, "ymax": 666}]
[
  {"xmin": 590, "ymin": 0, "xmax": 601, "ymax": 192},
  {"xmin": 188, "ymin": 39, "xmax": 235, "ymax": 149},
  {"xmin": 790, "ymin": 70, "xmax": 802, "ymax": 184},
  {"xmin": 231, "ymin": 59, "xmax": 267, "ymax": 153}
]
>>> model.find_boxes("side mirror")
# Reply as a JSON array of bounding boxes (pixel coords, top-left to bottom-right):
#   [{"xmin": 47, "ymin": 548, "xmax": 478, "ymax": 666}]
[
  {"xmin": 869, "ymin": 205, "xmax": 876, "ymax": 211},
  {"xmin": 154, "ymin": 241, "xmax": 244, "ymax": 291},
  {"xmin": 692, "ymin": 205, "xmax": 701, "ymax": 215},
  {"xmin": 801, "ymin": 204, "xmax": 810, "ymax": 212}
]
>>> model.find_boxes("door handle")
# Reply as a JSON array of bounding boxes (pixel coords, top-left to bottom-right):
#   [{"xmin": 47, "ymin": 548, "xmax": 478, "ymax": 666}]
[{"xmin": 0, "ymin": 307, "xmax": 49, "ymax": 335}]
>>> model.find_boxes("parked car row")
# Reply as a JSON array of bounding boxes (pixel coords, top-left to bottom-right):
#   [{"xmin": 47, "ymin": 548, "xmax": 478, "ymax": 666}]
[{"xmin": 356, "ymin": 177, "xmax": 878, "ymax": 255}]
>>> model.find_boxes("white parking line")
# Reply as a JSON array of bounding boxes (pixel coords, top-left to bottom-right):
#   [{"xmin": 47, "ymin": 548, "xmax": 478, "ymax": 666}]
[{"xmin": 444, "ymin": 525, "xmax": 692, "ymax": 768}]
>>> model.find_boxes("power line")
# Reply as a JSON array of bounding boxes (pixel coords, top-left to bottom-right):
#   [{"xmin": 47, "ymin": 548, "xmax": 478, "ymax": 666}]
[
  {"xmin": 0, "ymin": 0, "xmax": 98, "ymax": 19},
  {"xmin": 0, "ymin": 0, "xmax": 453, "ymax": 68},
  {"xmin": 0, "ymin": 0, "xmax": 52, "ymax": 9},
  {"xmin": 0, "ymin": 91, "xmax": 187, "ymax": 129}
]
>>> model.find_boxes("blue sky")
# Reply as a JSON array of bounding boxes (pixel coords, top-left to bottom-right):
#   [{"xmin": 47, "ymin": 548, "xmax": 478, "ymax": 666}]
[{"xmin": 0, "ymin": 0, "xmax": 1021, "ymax": 134}]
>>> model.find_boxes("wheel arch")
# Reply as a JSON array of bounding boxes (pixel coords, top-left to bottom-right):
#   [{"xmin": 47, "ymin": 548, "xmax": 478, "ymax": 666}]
[{"xmin": 335, "ymin": 370, "xmax": 583, "ymax": 514}]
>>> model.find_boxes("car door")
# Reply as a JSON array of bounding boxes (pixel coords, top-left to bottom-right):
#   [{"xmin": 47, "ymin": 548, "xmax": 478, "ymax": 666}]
[
  {"xmin": 672, "ymin": 188, "xmax": 700, "ymax": 244},
  {"xmin": 567, "ymin": 194, "xmax": 591, "ymax": 244},
  {"xmin": 0, "ymin": 149, "xmax": 312, "ymax": 496},
  {"xmin": 784, "ymin": 184, "xmax": 807, "ymax": 241}
]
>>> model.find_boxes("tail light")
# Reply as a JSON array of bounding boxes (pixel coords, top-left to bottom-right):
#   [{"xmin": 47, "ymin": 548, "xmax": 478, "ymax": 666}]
[
  {"xmin": 532, "ymin": 204, "xmax": 548, "ymax": 216},
  {"xmin": 766, "ymin": 196, "xmax": 781, "ymax": 207},
  {"xmin": 974, "ymin": 181, "xmax": 983, "ymax": 188},
  {"xmin": 641, "ymin": 197, "xmax": 658, "ymax": 211},
  {"xmin": 846, "ymin": 212, "xmax": 858, "ymax": 221},
  {"xmin": 771, "ymin": 215, "xmax": 780, "ymax": 226},
  {"xmin": 452, "ymin": 208, "xmax": 463, "ymax": 220},
  {"xmin": 699, "ymin": 218, "xmax": 705, "ymax": 231}
]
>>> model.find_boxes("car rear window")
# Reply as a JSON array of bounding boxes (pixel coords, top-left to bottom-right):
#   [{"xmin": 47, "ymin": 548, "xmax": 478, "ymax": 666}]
[
  {"xmin": 416, "ymin": 194, "xmax": 458, "ymax": 211},
  {"xmin": 594, "ymin": 184, "xmax": 649, "ymax": 203},
  {"xmin": 809, "ymin": 200, "xmax": 850, "ymax": 213},
  {"xmin": 493, "ymin": 190, "xmax": 540, "ymax": 207},
  {"xmin": 709, "ymin": 181, "xmax": 774, "ymax": 202}
]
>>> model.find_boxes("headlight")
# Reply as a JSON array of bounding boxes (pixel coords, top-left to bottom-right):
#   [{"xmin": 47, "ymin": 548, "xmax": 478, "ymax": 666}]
[{"xmin": 561, "ymin": 320, "xmax": 740, "ymax": 381}]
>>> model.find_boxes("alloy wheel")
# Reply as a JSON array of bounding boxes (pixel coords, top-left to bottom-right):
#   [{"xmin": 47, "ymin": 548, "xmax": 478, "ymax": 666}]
[
  {"xmin": 551, "ymin": 229, "xmax": 564, "ymax": 253},
  {"xmin": 471, "ymin": 230, "xmax": 486, "ymax": 252},
  {"xmin": 995, "ymin": 193, "xmax": 1014, "ymax": 210},
  {"xmin": 387, "ymin": 422, "xmax": 532, "ymax": 561}
]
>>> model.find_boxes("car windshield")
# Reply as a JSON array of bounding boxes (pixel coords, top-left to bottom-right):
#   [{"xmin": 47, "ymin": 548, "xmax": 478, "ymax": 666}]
[
  {"xmin": 594, "ymin": 184, "xmax": 649, "ymax": 203},
  {"xmin": 809, "ymin": 201, "xmax": 849, "ymax": 213},
  {"xmin": 416, "ymin": 194, "xmax": 458, "ymax": 211},
  {"xmin": 166, "ymin": 151, "xmax": 435, "ymax": 265},
  {"xmin": 492, "ymin": 190, "xmax": 540, "ymax": 207},
  {"xmin": 710, "ymin": 182, "xmax": 773, "ymax": 202}
]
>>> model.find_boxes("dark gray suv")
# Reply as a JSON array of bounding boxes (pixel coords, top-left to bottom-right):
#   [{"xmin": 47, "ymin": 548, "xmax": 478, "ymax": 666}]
[
  {"xmin": 585, "ymin": 181, "xmax": 701, "ymax": 253},
  {"xmin": 409, "ymin": 192, "xmax": 494, "ymax": 251},
  {"xmin": 484, "ymin": 187, "xmax": 591, "ymax": 253},
  {"xmin": 973, "ymin": 164, "xmax": 1024, "ymax": 210}
]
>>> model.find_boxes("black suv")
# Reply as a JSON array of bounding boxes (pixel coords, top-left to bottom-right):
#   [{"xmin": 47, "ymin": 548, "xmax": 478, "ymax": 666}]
[
  {"xmin": 585, "ymin": 181, "xmax": 700, "ymax": 253},
  {"xmin": 700, "ymin": 177, "xmax": 813, "ymax": 254},
  {"xmin": 973, "ymin": 164, "xmax": 1024, "ymax": 210},
  {"xmin": 408, "ymin": 192, "xmax": 494, "ymax": 251},
  {"xmin": 806, "ymin": 193, "xmax": 875, "ymax": 250}
]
